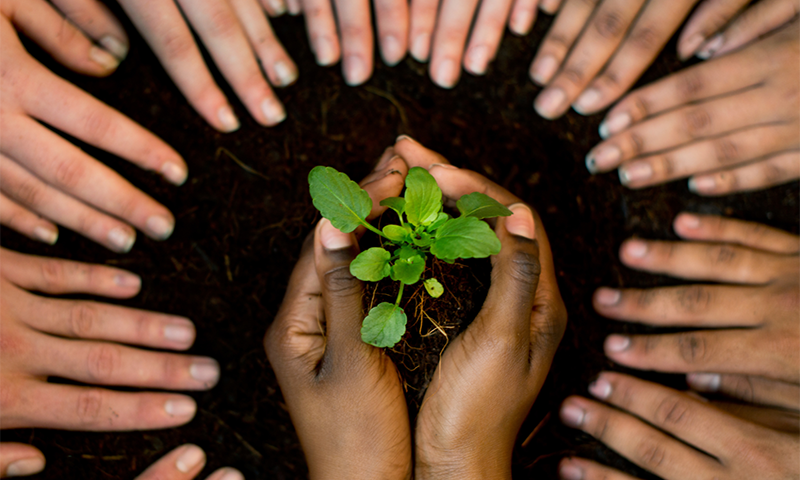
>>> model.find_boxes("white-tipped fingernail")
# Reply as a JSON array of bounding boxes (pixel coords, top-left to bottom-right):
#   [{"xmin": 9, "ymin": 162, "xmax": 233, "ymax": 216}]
[
  {"xmin": 573, "ymin": 88, "xmax": 601, "ymax": 115},
  {"xmin": 509, "ymin": 9, "xmax": 533, "ymax": 35},
  {"xmin": 269, "ymin": 0, "xmax": 286, "ymax": 15},
  {"xmin": 505, "ymin": 203, "xmax": 535, "ymax": 239},
  {"xmin": 164, "ymin": 397, "xmax": 197, "ymax": 417},
  {"xmin": 33, "ymin": 226, "xmax": 58, "ymax": 245},
  {"xmin": 176, "ymin": 445, "xmax": 205, "ymax": 473},
  {"xmin": 434, "ymin": 59, "xmax": 458, "ymax": 89},
  {"xmin": 465, "ymin": 45, "xmax": 490, "ymax": 75},
  {"xmin": 687, "ymin": 373, "xmax": 721, "ymax": 392},
  {"xmin": 108, "ymin": 228, "xmax": 135, "ymax": 253},
  {"xmin": 624, "ymin": 239, "xmax": 648, "ymax": 258},
  {"xmin": 261, "ymin": 98, "xmax": 287, "ymax": 125},
  {"xmin": 218, "ymin": 468, "xmax": 245, "ymax": 480},
  {"xmin": 315, "ymin": 36, "xmax": 337, "ymax": 66},
  {"xmin": 190, "ymin": 359, "xmax": 220, "ymax": 385},
  {"xmin": 605, "ymin": 334, "xmax": 631, "ymax": 352},
  {"xmin": 146, "ymin": 215, "xmax": 174, "ymax": 240},
  {"xmin": 344, "ymin": 55, "xmax": 368, "ymax": 86},
  {"xmin": 274, "ymin": 61, "xmax": 298, "ymax": 86},
  {"xmin": 99, "ymin": 36, "xmax": 128, "ymax": 60},
  {"xmin": 534, "ymin": 88, "xmax": 565, "ymax": 119},
  {"xmin": 599, "ymin": 112, "xmax": 631, "ymax": 139},
  {"xmin": 688, "ymin": 176, "xmax": 716, "ymax": 193},
  {"xmin": 410, "ymin": 33, "xmax": 430, "ymax": 61},
  {"xmin": 160, "ymin": 162, "xmax": 188, "ymax": 186},
  {"xmin": 217, "ymin": 106, "xmax": 240, "ymax": 132},
  {"xmin": 560, "ymin": 404, "xmax": 585, "ymax": 427},
  {"xmin": 318, "ymin": 218, "xmax": 352, "ymax": 250},
  {"xmin": 618, "ymin": 162, "xmax": 652, "ymax": 185},
  {"xmin": 164, "ymin": 320, "xmax": 194, "ymax": 344},
  {"xmin": 697, "ymin": 34, "xmax": 724, "ymax": 59},
  {"xmin": 6, "ymin": 458, "xmax": 45, "ymax": 477},
  {"xmin": 381, "ymin": 35, "xmax": 404, "ymax": 66},
  {"xmin": 114, "ymin": 273, "xmax": 141, "ymax": 289},
  {"xmin": 90, "ymin": 46, "xmax": 119, "ymax": 70},
  {"xmin": 680, "ymin": 33, "xmax": 705, "ymax": 60},
  {"xmin": 589, "ymin": 377, "xmax": 612, "ymax": 399},
  {"xmin": 531, "ymin": 55, "xmax": 557, "ymax": 85},
  {"xmin": 595, "ymin": 288, "xmax": 621, "ymax": 306}
]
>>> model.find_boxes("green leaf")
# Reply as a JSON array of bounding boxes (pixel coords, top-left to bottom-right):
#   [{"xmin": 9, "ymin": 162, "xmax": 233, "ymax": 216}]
[
  {"xmin": 430, "ymin": 216, "xmax": 501, "ymax": 261},
  {"xmin": 424, "ymin": 278, "xmax": 444, "ymax": 298},
  {"xmin": 308, "ymin": 166, "xmax": 372, "ymax": 233},
  {"xmin": 405, "ymin": 167, "xmax": 442, "ymax": 227},
  {"xmin": 350, "ymin": 248, "xmax": 391, "ymax": 282},
  {"xmin": 361, "ymin": 303, "xmax": 407, "ymax": 348},
  {"xmin": 428, "ymin": 212, "xmax": 450, "ymax": 231},
  {"xmin": 456, "ymin": 192, "xmax": 513, "ymax": 219},
  {"xmin": 380, "ymin": 197, "xmax": 406, "ymax": 218},
  {"xmin": 383, "ymin": 225, "xmax": 408, "ymax": 243},
  {"xmin": 391, "ymin": 255, "xmax": 425, "ymax": 284},
  {"xmin": 411, "ymin": 232, "xmax": 433, "ymax": 247},
  {"xmin": 395, "ymin": 245, "xmax": 422, "ymax": 260}
]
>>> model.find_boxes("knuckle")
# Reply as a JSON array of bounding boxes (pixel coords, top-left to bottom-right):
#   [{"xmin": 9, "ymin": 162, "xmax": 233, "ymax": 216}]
[
  {"xmin": 762, "ymin": 159, "xmax": 788, "ymax": 184},
  {"xmin": 40, "ymin": 260, "xmax": 65, "ymax": 289},
  {"xmin": 675, "ymin": 285, "xmax": 712, "ymax": 313},
  {"xmin": 627, "ymin": 131, "xmax": 645, "ymax": 156},
  {"xmin": 593, "ymin": 11, "xmax": 626, "ymax": 39},
  {"xmin": 676, "ymin": 70, "xmax": 704, "ymax": 101},
  {"xmin": 206, "ymin": 6, "xmax": 240, "ymax": 39},
  {"xmin": 12, "ymin": 177, "xmax": 44, "ymax": 207},
  {"xmin": 340, "ymin": 25, "xmax": 369, "ymax": 43},
  {"xmin": 561, "ymin": 64, "xmax": 586, "ymax": 85},
  {"xmin": 81, "ymin": 108, "xmax": 113, "ymax": 142},
  {"xmin": 590, "ymin": 414, "xmax": 611, "ymax": 442},
  {"xmin": 707, "ymin": 244, "xmax": 737, "ymax": 265},
  {"xmin": 635, "ymin": 289, "xmax": 657, "ymax": 308},
  {"xmin": 69, "ymin": 302, "xmax": 98, "ymax": 337},
  {"xmin": 627, "ymin": 26, "xmax": 660, "ymax": 51},
  {"xmin": 0, "ymin": 380, "xmax": 20, "ymax": 413},
  {"xmin": 544, "ymin": 33, "xmax": 572, "ymax": 51},
  {"xmin": 86, "ymin": 344, "xmax": 119, "ymax": 383},
  {"xmin": 637, "ymin": 438, "xmax": 668, "ymax": 469},
  {"xmin": 53, "ymin": 157, "xmax": 86, "ymax": 189},
  {"xmin": 729, "ymin": 375, "xmax": 756, "ymax": 403},
  {"xmin": 76, "ymin": 388, "xmax": 105, "ymax": 425},
  {"xmin": 678, "ymin": 332, "xmax": 708, "ymax": 365},
  {"xmin": 160, "ymin": 354, "xmax": 184, "ymax": 384},
  {"xmin": 654, "ymin": 395, "xmax": 692, "ymax": 428},
  {"xmin": 683, "ymin": 107, "xmax": 712, "ymax": 138},
  {"xmin": 323, "ymin": 265, "xmax": 361, "ymax": 297},
  {"xmin": 160, "ymin": 29, "xmax": 196, "ymax": 61},
  {"xmin": 656, "ymin": 154, "xmax": 676, "ymax": 177},
  {"xmin": 713, "ymin": 138, "xmax": 740, "ymax": 164},
  {"xmin": 505, "ymin": 249, "xmax": 542, "ymax": 290}
]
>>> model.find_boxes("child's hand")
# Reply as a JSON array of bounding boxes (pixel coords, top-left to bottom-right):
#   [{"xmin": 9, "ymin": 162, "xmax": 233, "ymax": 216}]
[
  {"xmin": 132, "ymin": 444, "xmax": 243, "ymax": 480},
  {"xmin": 117, "ymin": 0, "xmax": 296, "ymax": 131}
]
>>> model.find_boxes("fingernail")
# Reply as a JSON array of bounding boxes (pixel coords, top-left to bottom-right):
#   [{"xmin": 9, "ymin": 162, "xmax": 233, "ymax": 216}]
[
  {"xmin": 6, "ymin": 458, "xmax": 45, "ymax": 477},
  {"xmin": 509, "ymin": 9, "xmax": 533, "ymax": 35},
  {"xmin": 560, "ymin": 404, "xmax": 585, "ymax": 427},
  {"xmin": 190, "ymin": 359, "xmax": 220, "ymax": 385},
  {"xmin": 314, "ymin": 36, "xmax": 337, "ymax": 66},
  {"xmin": 687, "ymin": 373, "xmax": 721, "ymax": 392},
  {"xmin": 410, "ymin": 33, "xmax": 431, "ymax": 61},
  {"xmin": 624, "ymin": 239, "xmax": 648, "ymax": 258},
  {"xmin": 560, "ymin": 462, "xmax": 584, "ymax": 480},
  {"xmin": 269, "ymin": 0, "xmax": 286, "ymax": 15},
  {"xmin": 99, "ymin": 36, "xmax": 128, "ymax": 60},
  {"xmin": 217, "ymin": 105, "xmax": 240, "ymax": 132},
  {"xmin": 376, "ymin": 153, "xmax": 399, "ymax": 171},
  {"xmin": 680, "ymin": 33, "xmax": 705, "ymax": 60},
  {"xmin": 164, "ymin": 320, "xmax": 195, "ymax": 344},
  {"xmin": 396, "ymin": 134, "xmax": 418, "ymax": 144},
  {"xmin": 697, "ymin": 34, "xmax": 724, "ymax": 59},
  {"xmin": 176, "ymin": 445, "xmax": 205, "ymax": 473},
  {"xmin": 595, "ymin": 288, "xmax": 621, "ymax": 306},
  {"xmin": 618, "ymin": 162, "xmax": 652, "ymax": 185},
  {"xmin": 318, "ymin": 218, "xmax": 352, "ymax": 250},
  {"xmin": 679, "ymin": 213, "xmax": 701, "ymax": 229},
  {"xmin": 344, "ymin": 55, "xmax": 368, "ymax": 86},
  {"xmin": 164, "ymin": 397, "xmax": 197, "ymax": 417},
  {"xmin": 33, "ymin": 226, "xmax": 58, "ymax": 245},
  {"xmin": 381, "ymin": 35, "xmax": 404, "ymax": 66},
  {"xmin": 573, "ymin": 88, "xmax": 601, "ymax": 114},
  {"xmin": 534, "ymin": 88, "xmax": 565, "ymax": 119},
  {"xmin": 465, "ymin": 45, "xmax": 490, "ymax": 75},
  {"xmin": 589, "ymin": 377, "xmax": 612, "ymax": 399},
  {"xmin": 540, "ymin": 0, "xmax": 559, "ymax": 14},
  {"xmin": 434, "ymin": 59, "xmax": 458, "ymax": 89},
  {"xmin": 287, "ymin": 0, "xmax": 301, "ymax": 15},
  {"xmin": 586, "ymin": 145, "xmax": 621, "ymax": 172},
  {"xmin": 218, "ymin": 468, "xmax": 245, "ymax": 480},
  {"xmin": 114, "ymin": 273, "xmax": 141, "ymax": 289},
  {"xmin": 505, "ymin": 203, "xmax": 535, "ymax": 239},
  {"xmin": 531, "ymin": 55, "xmax": 557, "ymax": 85},
  {"xmin": 429, "ymin": 163, "xmax": 458, "ymax": 170},
  {"xmin": 89, "ymin": 46, "xmax": 119, "ymax": 70},
  {"xmin": 688, "ymin": 176, "xmax": 716, "ymax": 193},
  {"xmin": 146, "ymin": 215, "xmax": 174, "ymax": 240},
  {"xmin": 261, "ymin": 98, "xmax": 287, "ymax": 125},
  {"xmin": 605, "ymin": 334, "xmax": 631, "ymax": 353},
  {"xmin": 599, "ymin": 112, "xmax": 631, "ymax": 139},
  {"xmin": 160, "ymin": 162, "xmax": 188, "ymax": 186},
  {"xmin": 274, "ymin": 61, "xmax": 298, "ymax": 86},
  {"xmin": 108, "ymin": 227, "xmax": 135, "ymax": 253}
]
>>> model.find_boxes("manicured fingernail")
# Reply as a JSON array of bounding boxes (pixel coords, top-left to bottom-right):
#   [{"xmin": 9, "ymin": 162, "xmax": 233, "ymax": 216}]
[
  {"xmin": 619, "ymin": 162, "xmax": 652, "ymax": 185},
  {"xmin": 560, "ymin": 462, "xmax": 584, "ymax": 480},
  {"xmin": 509, "ymin": 8, "xmax": 533, "ymax": 35},
  {"xmin": 190, "ymin": 359, "xmax": 220, "ymax": 385},
  {"xmin": 90, "ymin": 46, "xmax": 119, "ymax": 70},
  {"xmin": 108, "ymin": 227, "xmax": 135, "ymax": 253},
  {"xmin": 595, "ymin": 288, "xmax": 621, "ymax": 306},
  {"xmin": 344, "ymin": 55, "xmax": 368, "ymax": 86},
  {"xmin": 599, "ymin": 112, "xmax": 631, "ymax": 139},
  {"xmin": 679, "ymin": 213, "xmax": 701, "ymax": 229},
  {"xmin": 429, "ymin": 163, "xmax": 458, "ymax": 170},
  {"xmin": 465, "ymin": 45, "xmax": 490, "ymax": 75},
  {"xmin": 164, "ymin": 397, "xmax": 197, "ymax": 417},
  {"xmin": 624, "ymin": 239, "xmax": 648, "ymax": 258},
  {"xmin": 434, "ymin": 59, "xmax": 458, "ymax": 89},
  {"xmin": 217, "ymin": 106, "xmax": 240, "ymax": 132},
  {"xmin": 218, "ymin": 468, "xmax": 245, "ymax": 480},
  {"xmin": 697, "ymin": 34, "xmax": 724, "ymax": 59},
  {"xmin": 560, "ymin": 404, "xmax": 585, "ymax": 427},
  {"xmin": 146, "ymin": 215, "xmax": 174, "ymax": 240},
  {"xmin": 573, "ymin": 88, "xmax": 601, "ymax": 114},
  {"xmin": 687, "ymin": 373, "xmax": 721, "ymax": 392},
  {"xmin": 505, "ymin": 203, "xmax": 535, "ymax": 240},
  {"xmin": 161, "ymin": 162, "xmax": 188, "ymax": 186},
  {"xmin": 261, "ymin": 98, "xmax": 287, "ymax": 125},
  {"xmin": 586, "ymin": 145, "xmax": 620, "ymax": 173},
  {"xmin": 381, "ymin": 35, "xmax": 404, "ymax": 66},
  {"xmin": 164, "ymin": 320, "xmax": 194, "ymax": 344},
  {"xmin": 114, "ymin": 273, "xmax": 141, "ymax": 289},
  {"xmin": 315, "ymin": 36, "xmax": 337, "ymax": 66},
  {"xmin": 176, "ymin": 445, "xmax": 205, "ymax": 473},
  {"xmin": 396, "ymin": 134, "xmax": 418, "ymax": 144},
  {"xmin": 680, "ymin": 33, "xmax": 705, "ymax": 60},
  {"xmin": 531, "ymin": 55, "xmax": 557, "ymax": 85},
  {"xmin": 99, "ymin": 36, "xmax": 128, "ymax": 60},
  {"xmin": 410, "ymin": 33, "xmax": 430, "ymax": 61},
  {"xmin": 589, "ymin": 377, "xmax": 612, "ymax": 399},
  {"xmin": 6, "ymin": 458, "xmax": 45, "ymax": 477},
  {"xmin": 605, "ymin": 334, "xmax": 631, "ymax": 352},
  {"xmin": 688, "ymin": 176, "xmax": 716, "ymax": 193},
  {"xmin": 33, "ymin": 226, "xmax": 58, "ymax": 245},
  {"xmin": 268, "ymin": 0, "xmax": 286, "ymax": 15},
  {"xmin": 274, "ymin": 61, "xmax": 298, "ymax": 86},
  {"xmin": 319, "ymin": 218, "xmax": 352, "ymax": 250},
  {"xmin": 534, "ymin": 88, "xmax": 565, "ymax": 119}
]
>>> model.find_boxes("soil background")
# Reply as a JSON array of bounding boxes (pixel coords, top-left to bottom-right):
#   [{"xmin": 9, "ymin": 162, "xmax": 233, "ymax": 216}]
[{"xmin": 2, "ymin": 2, "xmax": 798, "ymax": 479}]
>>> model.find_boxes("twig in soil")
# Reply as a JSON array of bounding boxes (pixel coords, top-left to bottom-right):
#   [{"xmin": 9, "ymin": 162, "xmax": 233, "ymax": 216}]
[
  {"xmin": 201, "ymin": 410, "xmax": 266, "ymax": 459},
  {"xmin": 364, "ymin": 86, "xmax": 409, "ymax": 130},
  {"xmin": 216, "ymin": 147, "xmax": 270, "ymax": 182},
  {"xmin": 525, "ymin": 450, "xmax": 569, "ymax": 469},
  {"xmin": 521, "ymin": 412, "xmax": 551, "ymax": 448}
]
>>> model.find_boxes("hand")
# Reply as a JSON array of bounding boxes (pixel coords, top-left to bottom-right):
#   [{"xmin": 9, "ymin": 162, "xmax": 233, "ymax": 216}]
[
  {"xmin": 264, "ymin": 154, "xmax": 413, "ymax": 479},
  {"xmin": 117, "ymin": 0, "xmax": 297, "ymax": 131},
  {"xmin": 133, "ymin": 444, "xmax": 243, "ymax": 480},
  {"xmin": 392, "ymin": 137, "xmax": 567, "ymax": 479},
  {"xmin": 585, "ymin": 20, "xmax": 799, "ymax": 194},
  {"xmin": 0, "ymin": 248, "xmax": 220, "ymax": 477},
  {"xmin": 0, "ymin": 0, "xmax": 186, "ymax": 252},
  {"xmin": 558, "ymin": 372, "xmax": 799, "ymax": 480}
]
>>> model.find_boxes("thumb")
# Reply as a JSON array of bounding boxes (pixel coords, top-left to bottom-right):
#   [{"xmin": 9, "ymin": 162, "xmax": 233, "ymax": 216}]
[{"xmin": 0, "ymin": 443, "xmax": 45, "ymax": 478}]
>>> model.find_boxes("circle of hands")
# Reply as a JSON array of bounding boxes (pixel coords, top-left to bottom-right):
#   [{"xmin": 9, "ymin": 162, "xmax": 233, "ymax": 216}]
[{"xmin": 0, "ymin": 0, "xmax": 798, "ymax": 478}]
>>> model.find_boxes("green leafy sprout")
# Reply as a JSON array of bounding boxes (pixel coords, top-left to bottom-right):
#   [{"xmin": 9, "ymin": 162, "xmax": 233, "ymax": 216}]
[{"xmin": 309, "ymin": 165, "xmax": 512, "ymax": 348}]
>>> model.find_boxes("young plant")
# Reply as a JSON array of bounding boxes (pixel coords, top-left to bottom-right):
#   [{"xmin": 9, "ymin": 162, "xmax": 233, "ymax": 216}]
[{"xmin": 309, "ymin": 165, "xmax": 512, "ymax": 348}]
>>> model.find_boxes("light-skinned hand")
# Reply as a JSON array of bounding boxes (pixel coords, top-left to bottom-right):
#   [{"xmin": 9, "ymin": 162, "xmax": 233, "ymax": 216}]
[{"xmin": 133, "ymin": 444, "xmax": 243, "ymax": 480}]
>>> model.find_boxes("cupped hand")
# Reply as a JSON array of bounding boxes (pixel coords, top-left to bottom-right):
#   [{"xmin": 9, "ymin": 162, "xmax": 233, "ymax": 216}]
[
  {"xmin": 392, "ymin": 137, "xmax": 567, "ymax": 480},
  {"xmin": 0, "ymin": 248, "xmax": 220, "ymax": 477},
  {"xmin": 557, "ymin": 372, "xmax": 799, "ymax": 480},
  {"xmin": 117, "ymin": 0, "xmax": 297, "ymax": 131},
  {"xmin": 586, "ymin": 20, "xmax": 799, "ymax": 194},
  {"xmin": 133, "ymin": 444, "xmax": 243, "ymax": 480},
  {"xmin": 0, "ymin": 0, "xmax": 186, "ymax": 252}
]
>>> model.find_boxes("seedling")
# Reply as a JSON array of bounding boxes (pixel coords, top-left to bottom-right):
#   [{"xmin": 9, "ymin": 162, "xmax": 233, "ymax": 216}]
[{"xmin": 309, "ymin": 166, "xmax": 511, "ymax": 348}]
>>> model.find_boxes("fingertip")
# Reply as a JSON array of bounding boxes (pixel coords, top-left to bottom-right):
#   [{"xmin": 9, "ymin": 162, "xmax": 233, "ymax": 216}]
[
  {"xmin": 99, "ymin": 36, "xmax": 129, "ymax": 61},
  {"xmin": 593, "ymin": 287, "xmax": 621, "ymax": 307},
  {"xmin": 678, "ymin": 32, "xmax": 706, "ymax": 61},
  {"xmin": 317, "ymin": 218, "xmax": 354, "ymax": 250},
  {"xmin": 604, "ymin": 334, "xmax": 631, "ymax": 353},
  {"xmin": 175, "ymin": 444, "xmax": 206, "ymax": 473},
  {"xmin": 113, "ymin": 271, "xmax": 142, "ymax": 291},
  {"xmin": 431, "ymin": 58, "xmax": 459, "ymax": 89},
  {"xmin": 619, "ymin": 238, "xmax": 649, "ymax": 261},
  {"xmin": 504, "ymin": 203, "xmax": 535, "ymax": 240},
  {"xmin": 160, "ymin": 161, "xmax": 188, "ymax": 186},
  {"xmin": 217, "ymin": 105, "xmax": 241, "ymax": 133},
  {"xmin": 343, "ymin": 55, "xmax": 371, "ymax": 86},
  {"xmin": 89, "ymin": 46, "xmax": 120, "ymax": 73},
  {"xmin": 5, "ymin": 457, "xmax": 45, "ymax": 477},
  {"xmin": 33, "ymin": 225, "xmax": 59, "ymax": 245},
  {"xmin": 674, "ymin": 212, "xmax": 702, "ymax": 234}
]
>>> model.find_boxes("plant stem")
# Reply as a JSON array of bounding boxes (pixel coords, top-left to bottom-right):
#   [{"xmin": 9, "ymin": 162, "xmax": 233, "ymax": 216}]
[
  {"xmin": 361, "ymin": 219, "xmax": 387, "ymax": 238},
  {"xmin": 395, "ymin": 282, "xmax": 405, "ymax": 306}
]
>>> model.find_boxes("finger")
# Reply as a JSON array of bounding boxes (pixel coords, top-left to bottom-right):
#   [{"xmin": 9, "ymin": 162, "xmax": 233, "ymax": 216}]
[
  {"xmin": 508, "ymin": 0, "xmax": 540, "ymax": 36},
  {"xmin": 677, "ymin": 0, "xmax": 750, "ymax": 59},
  {"xmin": 230, "ymin": 0, "xmax": 298, "ymax": 87},
  {"xmin": 360, "ymin": 155, "xmax": 409, "ymax": 222},
  {"xmin": 50, "ymin": 0, "xmax": 130, "ymax": 59},
  {"xmin": 709, "ymin": 401, "xmax": 800, "ymax": 434},
  {"xmin": 559, "ymin": 393, "xmax": 723, "ymax": 478},
  {"xmin": 393, "ymin": 135, "xmax": 454, "ymax": 171},
  {"xmin": 116, "ymin": 0, "xmax": 240, "ymax": 132},
  {"xmin": 374, "ymin": 0, "xmax": 409, "ymax": 66},
  {"xmin": 559, "ymin": 457, "xmax": 639, "ymax": 480},
  {"xmin": 428, "ymin": 0, "xmax": 480, "ymax": 88},
  {"xmin": 689, "ymin": 151, "xmax": 800, "ymax": 196},
  {"xmin": 672, "ymin": 213, "xmax": 800, "ymax": 254},
  {"xmin": 617, "ymin": 237, "xmax": 790, "ymax": 284},
  {"xmin": 0, "ymin": 192, "xmax": 59, "ymax": 245},
  {"xmin": 462, "ymin": 0, "xmax": 514, "ymax": 75},
  {"xmin": 709, "ymin": 0, "xmax": 800, "ymax": 58},
  {"xmin": 204, "ymin": 467, "xmax": 246, "ymax": 480},
  {"xmin": 333, "ymin": 0, "xmax": 375, "ymax": 85},
  {"xmin": 133, "ymin": 444, "xmax": 206, "ymax": 480},
  {"xmin": 0, "ymin": 248, "xmax": 141, "ymax": 297},
  {"xmin": 688, "ymin": 373, "xmax": 800, "ymax": 411},
  {"xmin": 408, "ymin": 0, "xmax": 440, "ymax": 62},
  {"xmin": 286, "ymin": 0, "xmax": 302, "ymax": 15},
  {"xmin": 539, "ymin": 0, "xmax": 562, "ymax": 14},
  {"xmin": 177, "ymin": 0, "xmax": 286, "ymax": 126},
  {"xmin": 260, "ymin": 0, "xmax": 288, "ymax": 16},
  {"xmin": 0, "ymin": 443, "xmax": 45, "ymax": 478},
  {"xmin": 301, "ymin": 0, "xmax": 341, "ymax": 66}
]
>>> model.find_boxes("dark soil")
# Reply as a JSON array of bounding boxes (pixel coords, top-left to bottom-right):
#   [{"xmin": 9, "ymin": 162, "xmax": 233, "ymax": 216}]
[{"xmin": 2, "ymin": 2, "xmax": 798, "ymax": 479}]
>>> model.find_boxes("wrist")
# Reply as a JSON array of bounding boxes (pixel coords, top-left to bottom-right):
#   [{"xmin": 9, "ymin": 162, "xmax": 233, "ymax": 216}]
[{"xmin": 415, "ymin": 445, "xmax": 512, "ymax": 480}]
